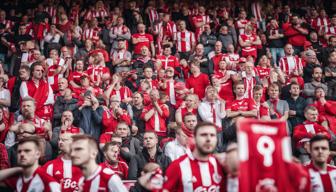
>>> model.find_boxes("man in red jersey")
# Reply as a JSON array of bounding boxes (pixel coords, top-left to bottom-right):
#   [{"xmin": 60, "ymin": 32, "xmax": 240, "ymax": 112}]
[
  {"xmin": 70, "ymin": 134, "xmax": 127, "ymax": 192},
  {"xmin": 101, "ymin": 141, "xmax": 129, "ymax": 180},
  {"xmin": 20, "ymin": 62, "xmax": 54, "ymax": 120},
  {"xmin": 226, "ymin": 81, "xmax": 258, "ymax": 123},
  {"xmin": 306, "ymin": 135, "xmax": 336, "ymax": 191},
  {"xmin": 163, "ymin": 122, "xmax": 226, "ymax": 192},
  {"xmin": 43, "ymin": 132, "xmax": 82, "ymax": 192},
  {"xmin": 132, "ymin": 23, "xmax": 155, "ymax": 57},
  {"xmin": 186, "ymin": 61, "xmax": 210, "ymax": 99},
  {"xmin": 0, "ymin": 136, "xmax": 61, "ymax": 192}
]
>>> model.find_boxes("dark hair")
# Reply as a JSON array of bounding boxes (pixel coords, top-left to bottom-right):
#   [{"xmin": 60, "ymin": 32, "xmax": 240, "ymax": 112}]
[
  {"xmin": 20, "ymin": 64, "xmax": 31, "ymax": 72},
  {"xmin": 193, "ymin": 122, "xmax": 217, "ymax": 136},
  {"xmin": 184, "ymin": 112, "xmax": 196, "ymax": 122},
  {"xmin": 17, "ymin": 136, "xmax": 41, "ymax": 149},
  {"xmin": 289, "ymin": 82, "xmax": 300, "ymax": 89},
  {"xmin": 30, "ymin": 61, "xmax": 43, "ymax": 73},
  {"xmin": 103, "ymin": 141, "xmax": 120, "ymax": 152},
  {"xmin": 310, "ymin": 134, "xmax": 330, "ymax": 149}
]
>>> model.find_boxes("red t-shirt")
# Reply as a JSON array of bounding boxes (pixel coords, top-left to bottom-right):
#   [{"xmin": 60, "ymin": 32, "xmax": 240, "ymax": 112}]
[
  {"xmin": 100, "ymin": 161, "xmax": 129, "ymax": 180},
  {"xmin": 132, "ymin": 33, "xmax": 153, "ymax": 55},
  {"xmin": 186, "ymin": 73, "xmax": 210, "ymax": 99},
  {"xmin": 228, "ymin": 98, "xmax": 257, "ymax": 112}
]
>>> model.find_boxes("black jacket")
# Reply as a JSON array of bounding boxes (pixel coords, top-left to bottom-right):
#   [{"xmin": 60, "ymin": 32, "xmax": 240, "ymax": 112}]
[{"xmin": 128, "ymin": 147, "xmax": 171, "ymax": 179}]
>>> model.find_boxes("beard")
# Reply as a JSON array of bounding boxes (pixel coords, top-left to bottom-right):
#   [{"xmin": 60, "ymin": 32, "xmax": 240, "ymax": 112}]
[{"xmin": 195, "ymin": 142, "xmax": 215, "ymax": 156}]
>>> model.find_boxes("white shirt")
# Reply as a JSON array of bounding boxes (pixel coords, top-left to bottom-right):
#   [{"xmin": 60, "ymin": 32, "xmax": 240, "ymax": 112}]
[
  {"xmin": 164, "ymin": 139, "xmax": 190, "ymax": 161},
  {"xmin": 198, "ymin": 100, "xmax": 226, "ymax": 128}
]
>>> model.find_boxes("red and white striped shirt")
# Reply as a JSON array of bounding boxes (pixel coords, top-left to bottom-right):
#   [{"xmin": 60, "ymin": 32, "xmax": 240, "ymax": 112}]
[
  {"xmin": 78, "ymin": 165, "xmax": 127, "ymax": 192},
  {"xmin": 235, "ymin": 19, "xmax": 249, "ymax": 35},
  {"xmin": 84, "ymin": 9, "xmax": 108, "ymax": 21},
  {"xmin": 82, "ymin": 28, "xmax": 100, "ymax": 41},
  {"xmin": 312, "ymin": 17, "xmax": 330, "ymax": 30},
  {"xmin": 306, "ymin": 163, "xmax": 336, "ymax": 192},
  {"xmin": 45, "ymin": 6, "xmax": 57, "ymax": 18},
  {"xmin": 147, "ymin": 8, "xmax": 159, "ymax": 25},
  {"xmin": 5, "ymin": 167, "xmax": 61, "ymax": 192},
  {"xmin": 0, "ymin": 19, "xmax": 14, "ymax": 31},
  {"xmin": 251, "ymin": 2, "xmax": 263, "ymax": 22},
  {"xmin": 321, "ymin": 25, "xmax": 336, "ymax": 36},
  {"xmin": 174, "ymin": 30, "xmax": 196, "ymax": 52},
  {"xmin": 43, "ymin": 157, "xmax": 83, "ymax": 192},
  {"xmin": 279, "ymin": 55, "xmax": 303, "ymax": 76},
  {"xmin": 163, "ymin": 152, "xmax": 225, "ymax": 192}
]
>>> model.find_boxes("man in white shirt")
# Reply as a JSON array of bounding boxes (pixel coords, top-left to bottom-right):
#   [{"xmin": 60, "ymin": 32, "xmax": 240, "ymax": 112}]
[
  {"xmin": 198, "ymin": 86, "xmax": 226, "ymax": 131},
  {"xmin": 164, "ymin": 126, "xmax": 190, "ymax": 161}
]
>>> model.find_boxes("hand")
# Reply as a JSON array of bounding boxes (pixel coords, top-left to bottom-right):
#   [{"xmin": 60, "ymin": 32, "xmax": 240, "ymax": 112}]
[
  {"xmin": 121, "ymin": 147, "xmax": 130, "ymax": 153},
  {"xmin": 131, "ymin": 125, "xmax": 138, "ymax": 135},
  {"xmin": 289, "ymin": 110, "xmax": 296, "ymax": 116}
]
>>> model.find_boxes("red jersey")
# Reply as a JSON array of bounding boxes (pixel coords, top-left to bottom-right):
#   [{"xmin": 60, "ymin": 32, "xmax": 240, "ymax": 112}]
[
  {"xmin": 228, "ymin": 98, "xmax": 257, "ymax": 112},
  {"xmin": 43, "ymin": 157, "xmax": 82, "ymax": 192},
  {"xmin": 86, "ymin": 65, "xmax": 110, "ymax": 84},
  {"xmin": 306, "ymin": 163, "xmax": 336, "ymax": 192},
  {"xmin": 255, "ymin": 66, "xmax": 271, "ymax": 80},
  {"xmin": 100, "ymin": 161, "xmax": 129, "ymax": 180},
  {"xmin": 174, "ymin": 30, "xmax": 196, "ymax": 52},
  {"xmin": 186, "ymin": 73, "xmax": 210, "ymax": 99},
  {"xmin": 68, "ymin": 71, "xmax": 88, "ymax": 86},
  {"xmin": 163, "ymin": 152, "xmax": 225, "ymax": 192},
  {"xmin": 293, "ymin": 121, "xmax": 331, "ymax": 147},
  {"xmin": 211, "ymin": 53, "xmax": 225, "ymax": 72},
  {"xmin": 107, "ymin": 86, "xmax": 132, "ymax": 102},
  {"xmin": 239, "ymin": 33, "xmax": 258, "ymax": 58},
  {"xmin": 141, "ymin": 102, "xmax": 170, "ymax": 137},
  {"xmin": 102, "ymin": 109, "xmax": 132, "ymax": 133},
  {"xmin": 132, "ymin": 33, "xmax": 154, "ymax": 55},
  {"xmin": 78, "ymin": 165, "xmax": 127, "ymax": 192},
  {"xmin": 5, "ymin": 167, "xmax": 61, "ymax": 192}
]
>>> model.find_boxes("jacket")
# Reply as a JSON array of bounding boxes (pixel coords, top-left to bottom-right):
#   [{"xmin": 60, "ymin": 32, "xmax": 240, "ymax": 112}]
[
  {"xmin": 79, "ymin": 106, "xmax": 104, "ymax": 140},
  {"xmin": 128, "ymin": 147, "xmax": 171, "ymax": 179}
]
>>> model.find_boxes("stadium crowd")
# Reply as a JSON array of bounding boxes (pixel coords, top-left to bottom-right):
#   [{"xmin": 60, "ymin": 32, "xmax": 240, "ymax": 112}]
[{"xmin": 0, "ymin": 0, "xmax": 335, "ymax": 191}]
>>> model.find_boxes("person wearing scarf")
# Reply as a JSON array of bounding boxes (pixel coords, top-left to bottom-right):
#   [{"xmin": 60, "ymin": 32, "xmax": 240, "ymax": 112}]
[{"xmin": 267, "ymin": 83, "xmax": 289, "ymax": 122}]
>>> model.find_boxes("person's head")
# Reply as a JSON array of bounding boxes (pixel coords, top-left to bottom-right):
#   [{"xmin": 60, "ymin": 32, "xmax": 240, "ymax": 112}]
[
  {"xmin": 270, "ymin": 19, "xmax": 279, "ymax": 29},
  {"xmin": 49, "ymin": 49, "xmax": 59, "ymax": 60},
  {"xmin": 331, "ymin": 15, "xmax": 336, "ymax": 26},
  {"xmin": 219, "ymin": 25, "xmax": 229, "ymax": 35},
  {"xmin": 215, "ymin": 41, "xmax": 222, "ymax": 53},
  {"xmin": 195, "ymin": 44, "xmax": 204, "ymax": 56},
  {"xmin": 244, "ymin": 61, "xmax": 254, "ymax": 74},
  {"xmin": 149, "ymin": 89, "xmax": 160, "ymax": 101},
  {"xmin": 143, "ymin": 66, "xmax": 153, "ymax": 79},
  {"xmin": 244, "ymin": 24, "xmax": 253, "ymax": 34},
  {"xmin": 314, "ymin": 87, "xmax": 326, "ymax": 99},
  {"xmin": 328, "ymin": 51, "xmax": 336, "ymax": 64},
  {"xmin": 328, "ymin": 36, "xmax": 336, "ymax": 48},
  {"xmin": 143, "ymin": 131, "xmax": 158, "ymax": 149},
  {"xmin": 304, "ymin": 50, "xmax": 317, "ymax": 64},
  {"xmin": 268, "ymin": 83, "xmax": 280, "ymax": 99},
  {"xmin": 290, "ymin": 14, "xmax": 299, "ymax": 25},
  {"xmin": 165, "ymin": 67, "xmax": 174, "ymax": 78},
  {"xmin": 17, "ymin": 123, "xmax": 35, "ymax": 140},
  {"xmin": 193, "ymin": 122, "xmax": 217, "ymax": 156},
  {"xmin": 75, "ymin": 60, "xmax": 84, "ymax": 71},
  {"xmin": 312, "ymin": 66, "xmax": 323, "ymax": 82},
  {"xmin": 58, "ymin": 78, "xmax": 68, "ymax": 91},
  {"xmin": 185, "ymin": 94, "xmax": 198, "ymax": 108},
  {"xmin": 218, "ymin": 60, "xmax": 227, "ymax": 70},
  {"xmin": 30, "ymin": 62, "xmax": 44, "ymax": 80},
  {"xmin": 58, "ymin": 132, "xmax": 74, "ymax": 155},
  {"xmin": 310, "ymin": 31, "xmax": 318, "ymax": 42},
  {"xmin": 19, "ymin": 65, "xmax": 30, "ymax": 81},
  {"xmin": 137, "ymin": 23, "xmax": 146, "ymax": 33},
  {"xmin": 140, "ymin": 80, "xmax": 151, "ymax": 92},
  {"xmin": 175, "ymin": 126, "xmax": 188, "ymax": 146},
  {"xmin": 178, "ymin": 20, "xmax": 186, "ymax": 31},
  {"xmin": 183, "ymin": 113, "xmax": 197, "ymax": 131},
  {"xmin": 21, "ymin": 97, "xmax": 36, "ymax": 118},
  {"xmin": 103, "ymin": 141, "xmax": 120, "ymax": 164},
  {"xmin": 109, "ymin": 95, "xmax": 121, "ymax": 109},
  {"xmin": 132, "ymin": 92, "xmax": 143, "ymax": 106},
  {"xmin": 190, "ymin": 61, "xmax": 201, "ymax": 74},
  {"xmin": 205, "ymin": 86, "xmax": 218, "ymax": 102},
  {"xmin": 304, "ymin": 106, "xmax": 319, "ymax": 122},
  {"xmin": 289, "ymin": 82, "xmax": 301, "ymax": 97},
  {"xmin": 111, "ymin": 133, "xmax": 122, "ymax": 146},
  {"xmin": 141, "ymin": 162, "xmax": 161, "ymax": 176},
  {"xmin": 253, "ymin": 85, "xmax": 263, "ymax": 102},
  {"xmin": 258, "ymin": 55, "xmax": 269, "ymax": 67},
  {"xmin": 17, "ymin": 136, "xmax": 41, "ymax": 168},
  {"xmin": 226, "ymin": 44, "xmax": 235, "ymax": 53},
  {"xmin": 70, "ymin": 134, "xmax": 99, "ymax": 167},
  {"xmin": 162, "ymin": 45, "xmax": 171, "ymax": 56},
  {"xmin": 116, "ymin": 121, "xmax": 130, "ymax": 138},
  {"xmin": 310, "ymin": 135, "xmax": 330, "ymax": 166},
  {"xmin": 141, "ymin": 46, "xmax": 150, "ymax": 56},
  {"xmin": 117, "ymin": 39, "xmax": 126, "ymax": 49},
  {"xmin": 61, "ymin": 110, "xmax": 74, "ymax": 125},
  {"xmin": 239, "ymin": 10, "xmax": 246, "ymax": 19},
  {"xmin": 234, "ymin": 81, "xmax": 245, "ymax": 98},
  {"xmin": 284, "ymin": 44, "xmax": 294, "ymax": 56}
]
